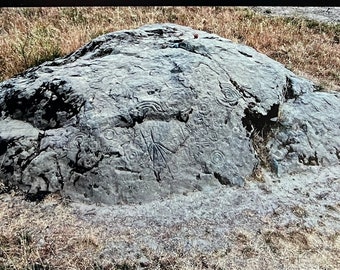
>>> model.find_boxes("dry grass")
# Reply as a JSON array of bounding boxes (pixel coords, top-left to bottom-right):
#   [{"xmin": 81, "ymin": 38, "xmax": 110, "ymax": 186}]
[
  {"xmin": 0, "ymin": 192, "xmax": 106, "ymax": 269},
  {"xmin": 2, "ymin": 185, "xmax": 338, "ymax": 268},
  {"xmin": 0, "ymin": 7, "xmax": 339, "ymax": 90},
  {"xmin": 1, "ymin": 191, "xmax": 339, "ymax": 269}
]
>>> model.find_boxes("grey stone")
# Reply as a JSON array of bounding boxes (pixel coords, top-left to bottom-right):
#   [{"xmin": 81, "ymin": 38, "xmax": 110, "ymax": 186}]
[
  {"xmin": 268, "ymin": 91, "xmax": 340, "ymax": 172},
  {"xmin": 0, "ymin": 23, "xmax": 338, "ymax": 205}
]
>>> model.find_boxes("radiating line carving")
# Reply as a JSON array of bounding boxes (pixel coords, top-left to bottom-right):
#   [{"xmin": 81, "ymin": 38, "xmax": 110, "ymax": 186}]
[{"xmin": 140, "ymin": 130, "xmax": 175, "ymax": 182}]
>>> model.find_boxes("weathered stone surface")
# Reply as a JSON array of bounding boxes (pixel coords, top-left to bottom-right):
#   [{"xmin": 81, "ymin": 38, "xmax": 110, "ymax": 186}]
[
  {"xmin": 0, "ymin": 23, "xmax": 339, "ymax": 205},
  {"xmin": 268, "ymin": 91, "xmax": 340, "ymax": 175}
]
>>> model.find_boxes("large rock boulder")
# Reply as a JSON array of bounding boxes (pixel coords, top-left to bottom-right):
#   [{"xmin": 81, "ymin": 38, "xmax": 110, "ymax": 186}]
[{"xmin": 0, "ymin": 23, "xmax": 339, "ymax": 205}]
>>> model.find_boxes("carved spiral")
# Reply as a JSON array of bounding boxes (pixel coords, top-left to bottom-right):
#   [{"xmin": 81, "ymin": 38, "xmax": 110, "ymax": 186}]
[{"xmin": 210, "ymin": 150, "xmax": 225, "ymax": 167}]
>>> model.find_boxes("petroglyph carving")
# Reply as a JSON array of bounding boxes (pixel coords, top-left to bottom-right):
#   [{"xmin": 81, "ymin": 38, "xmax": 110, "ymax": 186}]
[
  {"xmin": 198, "ymin": 97, "xmax": 211, "ymax": 115},
  {"xmin": 68, "ymin": 133, "xmax": 87, "ymax": 149},
  {"xmin": 134, "ymin": 100, "xmax": 164, "ymax": 114},
  {"xmin": 210, "ymin": 150, "xmax": 225, "ymax": 167},
  {"xmin": 139, "ymin": 129, "xmax": 175, "ymax": 180},
  {"xmin": 103, "ymin": 128, "xmax": 116, "ymax": 140},
  {"xmin": 2, "ymin": 23, "xmax": 331, "ymax": 206},
  {"xmin": 217, "ymin": 82, "xmax": 242, "ymax": 107}
]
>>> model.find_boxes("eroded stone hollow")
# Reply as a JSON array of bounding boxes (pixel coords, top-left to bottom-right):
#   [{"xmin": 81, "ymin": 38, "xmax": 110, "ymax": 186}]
[{"xmin": 0, "ymin": 24, "xmax": 339, "ymax": 205}]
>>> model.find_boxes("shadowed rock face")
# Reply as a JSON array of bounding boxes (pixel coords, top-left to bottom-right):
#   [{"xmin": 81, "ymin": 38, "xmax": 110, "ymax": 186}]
[{"xmin": 0, "ymin": 24, "xmax": 339, "ymax": 205}]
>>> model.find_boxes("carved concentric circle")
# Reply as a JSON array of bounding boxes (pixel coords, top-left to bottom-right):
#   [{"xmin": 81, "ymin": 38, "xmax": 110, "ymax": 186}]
[
  {"xmin": 210, "ymin": 150, "xmax": 225, "ymax": 167},
  {"xmin": 198, "ymin": 97, "xmax": 211, "ymax": 115},
  {"xmin": 127, "ymin": 150, "xmax": 139, "ymax": 161},
  {"xmin": 68, "ymin": 133, "xmax": 86, "ymax": 149},
  {"xmin": 209, "ymin": 131, "xmax": 218, "ymax": 142},
  {"xmin": 124, "ymin": 147, "xmax": 142, "ymax": 163},
  {"xmin": 217, "ymin": 85, "xmax": 242, "ymax": 107},
  {"xmin": 103, "ymin": 128, "xmax": 116, "ymax": 140},
  {"xmin": 223, "ymin": 87, "xmax": 241, "ymax": 104}
]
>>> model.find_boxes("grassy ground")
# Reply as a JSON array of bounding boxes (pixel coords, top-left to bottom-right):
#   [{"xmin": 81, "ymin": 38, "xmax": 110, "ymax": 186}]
[
  {"xmin": 0, "ymin": 7, "xmax": 339, "ymax": 90},
  {"xmin": 0, "ymin": 192, "xmax": 106, "ymax": 269},
  {"xmin": 1, "ymin": 183, "xmax": 339, "ymax": 270},
  {"xmin": 0, "ymin": 7, "xmax": 340, "ymax": 270}
]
